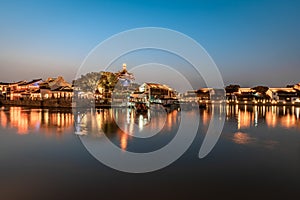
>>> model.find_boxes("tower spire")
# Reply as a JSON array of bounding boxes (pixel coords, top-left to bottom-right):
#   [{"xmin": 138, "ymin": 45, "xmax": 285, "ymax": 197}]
[{"xmin": 122, "ymin": 63, "xmax": 127, "ymax": 71}]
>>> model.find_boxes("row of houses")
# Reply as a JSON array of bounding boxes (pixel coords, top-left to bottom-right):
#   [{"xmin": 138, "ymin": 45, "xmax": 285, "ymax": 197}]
[
  {"xmin": 0, "ymin": 76, "xmax": 73, "ymax": 101},
  {"xmin": 1, "ymin": 65, "xmax": 299, "ymax": 106},
  {"xmin": 227, "ymin": 86, "xmax": 300, "ymax": 104},
  {"xmin": 0, "ymin": 64, "xmax": 178, "ymax": 104},
  {"xmin": 0, "ymin": 65, "xmax": 177, "ymax": 106},
  {"xmin": 182, "ymin": 88, "xmax": 225, "ymax": 102},
  {"xmin": 182, "ymin": 84, "xmax": 300, "ymax": 104},
  {"xmin": 2, "ymin": 79, "xmax": 299, "ymax": 105}
]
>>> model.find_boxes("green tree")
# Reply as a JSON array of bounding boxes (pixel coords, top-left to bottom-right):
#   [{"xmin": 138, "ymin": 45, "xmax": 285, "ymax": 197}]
[
  {"xmin": 252, "ymin": 86, "xmax": 269, "ymax": 94},
  {"xmin": 225, "ymin": 84, "xmax": 240, "ymax": 94},
  {"xmin": 75, "ymin": 72, "xmax": 102, "ymax": 93},
  {"xmin": 98, "ymin": 72, "xmax": 118, "ymax": 92}
]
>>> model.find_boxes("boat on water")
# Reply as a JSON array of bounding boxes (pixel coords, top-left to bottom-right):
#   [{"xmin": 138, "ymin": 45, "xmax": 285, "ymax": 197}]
[{"xmin": 161, "ymin": 98, "xmax": 180, "ymax": 111}]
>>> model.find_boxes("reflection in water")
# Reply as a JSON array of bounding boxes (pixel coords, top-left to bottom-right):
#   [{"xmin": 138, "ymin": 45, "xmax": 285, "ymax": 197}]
[
  {"xmin": 228, "ymin": 105, "xmax": 300, "ymax": 130},
  {"xmin": 265, "ymin": 106, "xmax": 300, "ymax": 129},
  {"xmin": 120, "ymin": 133, "xmax": 128, "ymax": 151},
  {"xmin": 227, "ymin": 105, "xmax": 300, "ymax": 147},
  {"xmin": 74, "ymin": 108, "xmax": 181, "ymax": 151},
  {"xmin": 1, "ymin": 105, "xmax": 300, "ymax": 148},
  {"xmin": 0, "ymin": 107, "xmax": 73, "ymax": 137},
  {"xmin": 233, "ymin": 132, "xmax": 256, "ymax": 144}
]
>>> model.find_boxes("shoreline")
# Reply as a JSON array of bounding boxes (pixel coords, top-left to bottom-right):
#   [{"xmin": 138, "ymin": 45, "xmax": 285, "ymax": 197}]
[
  {"xmin": 1, "ymin": 99, "xmax": 300, "ymax": 109},
  {"xmin": 0, "ymin": 99, "xmax": 127, "ymax": 109}
]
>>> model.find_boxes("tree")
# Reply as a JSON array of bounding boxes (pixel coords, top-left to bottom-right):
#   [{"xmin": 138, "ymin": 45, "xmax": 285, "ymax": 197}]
[
  {"xmin": 252, "ymin": 86, "xmax": 269, "ymax": 94},
  {"xmin": 97, "ymin": 72, "xmax": 118, "ymax": 92},
  {"xmin": 225, "ymin": 85, "xmax": 240, "ymax": 94},
  {"xmin": 252, "ymin": 86, "xmax": 270, "ymax": 99},
  {"xmin": 75, "ymin": 72, "xmax": 102, "ymax": 93}
]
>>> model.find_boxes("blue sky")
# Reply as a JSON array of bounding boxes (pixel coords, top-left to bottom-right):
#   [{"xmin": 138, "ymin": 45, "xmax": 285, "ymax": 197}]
[{"xmin": 0, "ymin": 0, "xmax": 299, "ymax": 87}]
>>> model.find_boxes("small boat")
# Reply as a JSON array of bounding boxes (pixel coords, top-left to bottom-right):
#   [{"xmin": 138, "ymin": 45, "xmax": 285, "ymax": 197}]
[{"xmin": 161, "ymin": 98, "xmax": 180, "ymax": 111}]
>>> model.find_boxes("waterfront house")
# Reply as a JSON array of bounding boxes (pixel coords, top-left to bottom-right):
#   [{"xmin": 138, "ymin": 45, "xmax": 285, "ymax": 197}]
[
  {"xmin": 1, "ymin": 77, "xmax": 73, "ymax": 101},
  {"xmin": 226, "ymin": 87, "xmax": 271, "ymax": 103},
  {"xmin": 7, "ymin": 79, "xmax": 41, "ymax": 100},
  {"xmin": 266, "ymin": 88, "xmax": 300, "ymax": 103},
  {"xmin": 39, "ymin": 77, "xmax": 73, "ymax": 99},
  {"xmin": 235, "ymin": 88, "xmax": 256, "ymax": 102},
  {"xmin": 182, "ymin": 88, "xmax": 225, "ymax": 103},
  {"xmin": 50, "ymin": 86, "xmax": 73, "ymax": 99},
  {"xmin": 224, "ymin": 85, "xmax": 300, "ymax": 104},
  {"xmin": 138, "ymin": 83, "xmax": 177, "ymax": 103},
  {"xmin": 182, "ymin": 90, "xmax": 200, "ymax": 102},
  {"xmin": 0, "ymin": 81, "xmax": 26, "ymax": 100},
  {"xmin": 17, "ymin": 79, "xmax": 42, "ymax": 91},
  {"xmin": 0, "ymin": 82, "xmax": 10, "ymax": 97}
]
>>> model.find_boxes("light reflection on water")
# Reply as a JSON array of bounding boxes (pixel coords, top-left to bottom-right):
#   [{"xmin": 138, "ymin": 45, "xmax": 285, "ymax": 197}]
[
  {"xmin": 225, "ymin": 105, "xmax": 300, "ymax": 150},
  {"xmin": 0, "ymin": 107, "xmax": 73, "ymax": 137},
  {"xmin": 0, "ymin": 105, "xmax": 300, "ymax": 199},
  {"xmin": 74, "ymin": 108, "xmax": 181, "ymax": 151},
  {"xmin": 0, "ymin": 105, "xmax": 299, "ymax": 148},
  {"xmin": 229, "ymin": 105, "xmax": 300, "ymax": 130}
]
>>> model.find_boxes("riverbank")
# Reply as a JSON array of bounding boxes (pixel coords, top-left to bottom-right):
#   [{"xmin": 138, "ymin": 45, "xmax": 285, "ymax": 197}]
[
  {"xmin": 0, "ymin": 99, "xmax": 125, "ymax": 109},
  {"xmin": 226, "ymin": 101, "xmax": 300, "ymax": 107},
  {"xmin": 0, "ymin": 99, "xmax": 72, "ymax": 108},
  {"xmin": 1, "ymin": 99, "xmax": 300, "ymax": 108}
]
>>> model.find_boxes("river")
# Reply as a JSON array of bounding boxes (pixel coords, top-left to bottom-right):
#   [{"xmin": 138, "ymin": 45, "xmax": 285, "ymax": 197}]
[{"xmin": 0, "ymin": 105, "xmax": 299, "ymax": 199}]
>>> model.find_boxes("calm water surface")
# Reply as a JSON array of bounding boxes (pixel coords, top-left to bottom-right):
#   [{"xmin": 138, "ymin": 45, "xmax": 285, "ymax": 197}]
[{"xmin": 0, "ymin": 105, "xmax": 299, "ymax": 199}]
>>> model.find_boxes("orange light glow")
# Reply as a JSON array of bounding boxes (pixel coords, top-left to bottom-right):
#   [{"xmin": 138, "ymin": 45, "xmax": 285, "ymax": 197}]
[
  {"xmin": 233, "ymin": 132, "xmax": 255, "ymax": 144},
  {"xmin": 238, "ymin": 110, "xmax": 252, "ymax": 129},
  {"xmin": 120, "ymin": 133, "xmax": 128, "ymax": 151},
  {"xmin": 0, "ymin": 110, "xmax": 7, "ymax": 128},
  {"xmin": 0, "ymin": 107, "xmax": 73, "ymax": 137}
]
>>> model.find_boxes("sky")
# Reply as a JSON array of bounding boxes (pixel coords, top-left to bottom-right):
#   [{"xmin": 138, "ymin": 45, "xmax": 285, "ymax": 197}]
[{"xmin": 0, "ymin": 0, "xmax": 300, "ymax": 88}]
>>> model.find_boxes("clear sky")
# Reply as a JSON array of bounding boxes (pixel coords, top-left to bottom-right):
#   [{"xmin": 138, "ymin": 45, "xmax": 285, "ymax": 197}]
[{"xmin": 0, "ymin": 0, "xmax": 299, "ymax": 87}]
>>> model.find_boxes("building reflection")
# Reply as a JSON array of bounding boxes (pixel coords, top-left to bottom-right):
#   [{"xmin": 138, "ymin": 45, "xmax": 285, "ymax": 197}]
[
  {"xmin": 0, "ymin": 107, "xmax": 73, "ymax": 137},
  {"xmin": 227, "ymin": 105, "xmax": 300, "ymax": 146},
  {"xmin": 74, "ymin": 108, "xmax": 182, "ymax": 151},
  {"xmin": 226, "ymin": 105, "xmax": 300, "ymax": 130},
  {"xmin": 1, "ymin": 105, "xmax": 299, "ymax": 147},
  {"xmin": 265, "ymin": 106, "xmax": 300, "ymax": 129},
  {"xmin": 120, "ymin": 133, "xmax": 128, "ymax": 151}
]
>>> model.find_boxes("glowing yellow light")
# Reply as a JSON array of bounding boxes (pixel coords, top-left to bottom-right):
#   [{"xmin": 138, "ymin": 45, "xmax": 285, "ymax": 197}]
[{"xmin": 120, "ymin": 133, "xmax": 128, "ymax": 151}]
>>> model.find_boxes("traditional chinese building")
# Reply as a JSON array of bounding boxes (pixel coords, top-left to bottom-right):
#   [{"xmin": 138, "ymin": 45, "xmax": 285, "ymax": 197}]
[
  {"xmin": 137, "ymin": 83, "xmax": 177, "ymax": 103},
  {"xmin": 267, "ymin": 88, "xmax": 300, "ymax": 103},
  {"xmin": 39, "ymin": 76, "xmax": 73, "ymax": 99}
]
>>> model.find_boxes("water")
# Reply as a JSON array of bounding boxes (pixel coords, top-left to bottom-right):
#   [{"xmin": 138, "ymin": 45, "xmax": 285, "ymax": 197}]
[{"xmin": 0, "ymin": 105, "xmax": 299, "ymax": 199}]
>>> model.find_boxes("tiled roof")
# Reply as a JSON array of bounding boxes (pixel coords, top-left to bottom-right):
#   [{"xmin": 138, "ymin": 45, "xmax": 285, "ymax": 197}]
[
  {"xmin": 51, "ymin": 86, "xmax": 73, "ymax": 92},
  {"xmin": 18, "ymin": 79, "xmax": 42, "ymax": 86},
  {"xmin": 144, "ymin": 83, "xmax": 173, "ymax": 90}
]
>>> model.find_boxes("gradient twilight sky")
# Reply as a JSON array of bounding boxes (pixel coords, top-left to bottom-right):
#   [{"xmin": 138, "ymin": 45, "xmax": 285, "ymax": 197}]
[{"xmin": 0, "ymin": 0, "xmax": 299, "ymax": 87}]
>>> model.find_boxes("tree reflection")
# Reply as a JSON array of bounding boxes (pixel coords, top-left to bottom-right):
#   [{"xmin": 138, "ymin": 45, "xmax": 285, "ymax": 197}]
[{"xmin": 1, "ymin": 105, "xmax": 299, "ymax": 148}]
